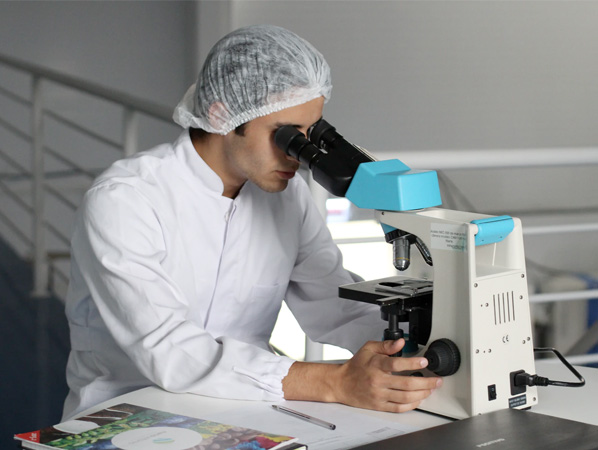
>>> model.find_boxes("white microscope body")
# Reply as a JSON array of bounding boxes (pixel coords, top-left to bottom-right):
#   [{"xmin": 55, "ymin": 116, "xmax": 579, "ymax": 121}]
[
  {"xmin": 374, "ymin": 207, "xmax": 538, "ymax": 419},
  {"xmin": 274, "ymin": 119, "xmax": 539, "ymax": 420}
]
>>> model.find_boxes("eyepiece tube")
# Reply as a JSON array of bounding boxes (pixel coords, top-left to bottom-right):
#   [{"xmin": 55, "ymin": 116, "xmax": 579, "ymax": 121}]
[
  {"xmin": 307, "ymin": 119, "xmax": 338, "ymax": 150},
  {"xmin": 274, "ymin": 125, "xmax": 322, "ymax": 168},
  {"xmin": 275, "ymin": 119, "xmax": 377, "ymax": 197},
  {"xmin": 275, "ymin": 124, "xmax": 360, "ymax": 197},
  {"xmin": 308, "ymin": 119, "xmax": 375, "ymax": 164}
]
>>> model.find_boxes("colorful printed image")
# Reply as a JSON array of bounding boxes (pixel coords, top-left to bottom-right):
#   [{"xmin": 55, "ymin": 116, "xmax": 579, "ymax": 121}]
[{"xmin": 16, "ymin": 404, "xmax": 296, "ymax": 450}]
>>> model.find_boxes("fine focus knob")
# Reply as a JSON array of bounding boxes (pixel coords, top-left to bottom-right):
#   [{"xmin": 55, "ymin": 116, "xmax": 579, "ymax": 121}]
[{"xmin": 424, "ymin": 338, "xmax": 461, "ymax": 376}]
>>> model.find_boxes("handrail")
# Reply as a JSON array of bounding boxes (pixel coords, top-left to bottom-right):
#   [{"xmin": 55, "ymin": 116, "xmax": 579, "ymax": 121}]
[
  {"xmin": 45, "ymin": 109, "xmax": 122, "ymax": 151},
  {"xmin": 0, "ymin": 52, "xmax": 179, "ymax": 297},
  {"xmin": 524, "ymin": 223, "xmax": 598, "ymax": 235},
  {"xmin": 0, "ymin": 53, "xmax": 173, "ymax": 121},
  {"xmin": 0, "ymin": 114, "xmax": 30, "ymax": 142},
  {"xmin": 397, "ymin": 148, "xmax": 598, "ymax": 170},
  {"xmin": 0, "ymin": 84, "xmax": 30, "ymax": 106},
  {"xmin": 0, "ymin": 208, "xmax": 30, "ymax": 244},
  {"xmin": 43, "ymin": 146, "xmax": 99, "ymax": 180},
  {"xmin": 531, "ymin": 289, "xmax": 598, "ymax": 304},
  {"xmin": 0, "ymin": 144, "xmax": 28, "ymax": 174}
]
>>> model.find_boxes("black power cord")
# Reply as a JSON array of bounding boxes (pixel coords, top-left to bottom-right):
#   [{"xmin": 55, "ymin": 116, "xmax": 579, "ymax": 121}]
[{"xmin": 514, "ymin": 347, "xmax": 586, "ymax": 388}]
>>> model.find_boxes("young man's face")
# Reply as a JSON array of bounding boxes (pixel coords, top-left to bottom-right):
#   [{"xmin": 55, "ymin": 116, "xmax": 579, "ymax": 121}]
[{"xmin": 221, "ymin": 96, "xmax": 325, "ymax": 196}]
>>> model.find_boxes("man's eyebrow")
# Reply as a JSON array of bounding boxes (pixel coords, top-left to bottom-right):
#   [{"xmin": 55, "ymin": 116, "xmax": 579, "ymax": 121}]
[
  {"xmin": 274, "ymin": 121, "xmax": 300, "ymax": 129},
  {"xmin": 274, "ymin": 117, "xmax": 323, "ymax": 129}
]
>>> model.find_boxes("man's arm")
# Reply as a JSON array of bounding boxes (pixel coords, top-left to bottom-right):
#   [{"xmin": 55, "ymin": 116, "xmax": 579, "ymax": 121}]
[
  {"xmin": 282, "ymin": 339, "xmax": 442, "ymax": 413},
  {"xmin": 71, "ymin": 183, "xmax": 296, "ymax": 402}
]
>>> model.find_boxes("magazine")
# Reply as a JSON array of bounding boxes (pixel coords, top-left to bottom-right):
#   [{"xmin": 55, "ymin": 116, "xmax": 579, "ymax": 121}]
[{"xmin": 15, "ymin": 403, "xmax": 305, "ymax": 450}]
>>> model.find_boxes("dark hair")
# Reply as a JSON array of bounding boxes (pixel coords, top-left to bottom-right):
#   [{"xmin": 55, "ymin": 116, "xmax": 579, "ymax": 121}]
[{"xmin": 190, "ymin": 123, "xmax": 246, "ymax": 142}]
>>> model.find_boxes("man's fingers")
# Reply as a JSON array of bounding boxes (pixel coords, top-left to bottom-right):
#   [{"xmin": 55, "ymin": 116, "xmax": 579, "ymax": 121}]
[
  {"xmin": 369, "ymin": 341, "xmax": 444, "ymax": 391},
  {"xmin": 338, "ymin": 340, "xmax": 444, "ymax": 413},
  {"xmin": 375, "ymin": 350, "xmax": 428, "ymax": 374},
  {"xmin": 373, "ymin": 386, "xmax": 434, "ymax": 413},
  {"xmin": 362, "ymin": 338, "xmax": 406, "ymax": 356},
  {"xmin": 386, "ymin": 387, "xmax": 433, "ymax": 406},
  {"xmin": 381, "ymin": 400, "xmax": 423, "ymax": 414},
  {"xmin": 380, "ymin": 371, "xmax": 442, "ymax": 391},
  {"xmin": 382, "ymin": 338, "xmax": 406, "ymax": 354}
]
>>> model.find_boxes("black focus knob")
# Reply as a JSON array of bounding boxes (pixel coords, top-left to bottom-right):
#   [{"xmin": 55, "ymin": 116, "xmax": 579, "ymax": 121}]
[{"xmin": 424, "ymin": 338, "xmax": 461, "ymax": 376}]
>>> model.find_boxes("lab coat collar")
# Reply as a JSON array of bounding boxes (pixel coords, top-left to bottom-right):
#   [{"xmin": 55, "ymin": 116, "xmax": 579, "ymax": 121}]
[
  {"xmin": 174, "ymin": 131, "xmax": 255, "ymax": 203},
  {"xmin": 174, "ymin": 131, "xmax": 226, "ymax": 196}
]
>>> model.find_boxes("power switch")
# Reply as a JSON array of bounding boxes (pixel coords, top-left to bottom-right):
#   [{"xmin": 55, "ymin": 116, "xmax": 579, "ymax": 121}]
[{"xmin": 488, "ymin": 384, "xmax": 497, "ymax": 401}]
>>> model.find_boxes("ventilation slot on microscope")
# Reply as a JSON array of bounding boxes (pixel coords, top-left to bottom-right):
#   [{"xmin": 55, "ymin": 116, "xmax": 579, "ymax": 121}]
[{"xmin": 493, "ymin": 291, "xmax": 516, "ymax": 325}]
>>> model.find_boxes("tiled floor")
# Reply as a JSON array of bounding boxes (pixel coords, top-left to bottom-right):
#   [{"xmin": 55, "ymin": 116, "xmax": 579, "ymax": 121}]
[{"xmin": 0, "ymin": 239, "xmax": 70, "ymax": 449}]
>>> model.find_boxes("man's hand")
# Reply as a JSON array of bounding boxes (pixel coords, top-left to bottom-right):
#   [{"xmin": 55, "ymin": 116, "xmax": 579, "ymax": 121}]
[{"xmin": 282, "ymin": 339, "xmax": 442, "ymax": 413}]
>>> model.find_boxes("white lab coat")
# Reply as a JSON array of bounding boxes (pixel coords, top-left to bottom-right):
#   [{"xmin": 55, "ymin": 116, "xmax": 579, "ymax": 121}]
[{"xmin": 62, "ymin": 131, "xmax": 383, "ymax": 420}]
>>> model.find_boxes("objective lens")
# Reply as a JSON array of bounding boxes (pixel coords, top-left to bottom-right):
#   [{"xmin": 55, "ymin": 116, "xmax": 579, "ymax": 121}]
[{"xmin": 392, "ymin": 236, "xmax": 411, "ymax": 271}]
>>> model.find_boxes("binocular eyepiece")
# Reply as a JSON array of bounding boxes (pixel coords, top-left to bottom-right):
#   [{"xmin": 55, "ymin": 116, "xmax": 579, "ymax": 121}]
[{"xmin": 274, "ymin": 119, "xmax": 374, "ymax": 197}]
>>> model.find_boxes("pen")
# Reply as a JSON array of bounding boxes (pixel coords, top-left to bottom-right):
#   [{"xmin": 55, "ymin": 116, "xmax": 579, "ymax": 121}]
[{"xmin": 271, "ymin": 405, "xmax": 336, "ymax": 430}]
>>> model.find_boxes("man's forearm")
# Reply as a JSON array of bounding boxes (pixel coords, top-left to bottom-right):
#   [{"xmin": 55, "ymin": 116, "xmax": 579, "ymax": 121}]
[
  {"xmin": 282, "ymin": 361, "xmax": 343, "ymax": 402},
  {"xmin": 280, "ymin": 340, "xmax": 442, "ymax": 413}
]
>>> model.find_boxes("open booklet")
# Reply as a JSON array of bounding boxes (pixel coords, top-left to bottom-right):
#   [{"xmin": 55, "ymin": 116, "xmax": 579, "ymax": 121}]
[{"xmin": 15, "ymin": 403, "xmax": 306, "ymax": 450}]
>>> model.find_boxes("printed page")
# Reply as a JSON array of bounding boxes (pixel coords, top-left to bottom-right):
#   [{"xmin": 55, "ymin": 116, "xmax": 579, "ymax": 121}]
[{"xmin": 205, "ymin": 401, "xmax": 421, "ymax": 450}]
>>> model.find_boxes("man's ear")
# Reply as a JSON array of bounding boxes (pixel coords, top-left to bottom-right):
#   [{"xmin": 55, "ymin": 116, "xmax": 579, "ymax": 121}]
[{"xmin": 208, "ymin": 102, "xmax": 229, "ymax": 131}]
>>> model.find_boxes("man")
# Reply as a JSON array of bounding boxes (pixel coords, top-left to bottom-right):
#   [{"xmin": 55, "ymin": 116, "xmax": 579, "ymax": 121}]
[{"xmin": 62, "ymin": 24, "xmax": 441, "ymax": 420}]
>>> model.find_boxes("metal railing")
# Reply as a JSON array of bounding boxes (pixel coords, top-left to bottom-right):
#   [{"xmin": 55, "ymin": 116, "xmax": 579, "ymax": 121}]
[
  {"xmin": 0, "ymin": 52, "xmax": 596, "ymax": 363},
  {"xmin": 0, "ymin": 53, "xmax": 177, "ymax": 297}
]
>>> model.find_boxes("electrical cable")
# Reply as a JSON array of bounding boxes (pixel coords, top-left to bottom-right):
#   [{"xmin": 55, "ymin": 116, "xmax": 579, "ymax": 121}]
[{"xmin": 514, "ymin": 347, "xmax": 585, "ymax": 388}]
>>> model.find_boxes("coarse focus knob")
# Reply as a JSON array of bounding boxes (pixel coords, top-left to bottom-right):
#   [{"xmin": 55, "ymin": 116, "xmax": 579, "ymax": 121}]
[{"xmin": 424, "ymin": 338, "xmax": 461, "ymax": 376}]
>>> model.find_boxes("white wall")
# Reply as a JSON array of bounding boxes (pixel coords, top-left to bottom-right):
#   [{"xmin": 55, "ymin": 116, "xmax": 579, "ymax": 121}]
[
  {"xmin": 0, "ymin": 1, "xmax": 195, "ymax": 106},
  {"xmin": 231, "ymin": 1, "xmax": 598, "ymax": 151}
]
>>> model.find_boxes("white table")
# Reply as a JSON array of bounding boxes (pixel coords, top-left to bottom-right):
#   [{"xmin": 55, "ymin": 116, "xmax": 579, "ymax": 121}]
[{"xmin": 76, "ymin": 360, "xmax": 597, "ymax": 449}]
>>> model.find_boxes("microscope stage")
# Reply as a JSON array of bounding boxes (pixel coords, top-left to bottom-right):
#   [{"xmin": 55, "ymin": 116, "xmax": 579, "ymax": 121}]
[{"xmin": 339, "ymin": 276, "xmax": 433, "ymax": 306}]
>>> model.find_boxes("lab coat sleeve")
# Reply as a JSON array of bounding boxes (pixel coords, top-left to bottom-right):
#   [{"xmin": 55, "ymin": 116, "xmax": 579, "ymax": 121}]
[
  {"xmin": 284, "ymin": 183, "xmax": 385, "ymax": 354},
  {"xmin": 72, "ymin": 183, "xmax": 294, "ymax": 400}
]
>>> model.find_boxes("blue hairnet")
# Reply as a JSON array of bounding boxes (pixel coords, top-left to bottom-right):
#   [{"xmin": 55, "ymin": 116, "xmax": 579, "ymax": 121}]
[{"xmin": 173, "ymin": 24, "xmax": 332, "ymax": 135}]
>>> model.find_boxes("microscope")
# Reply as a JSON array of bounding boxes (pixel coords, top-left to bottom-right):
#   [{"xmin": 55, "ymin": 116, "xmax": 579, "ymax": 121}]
[{"xmin": 275, "ymin": 120, "xmax": 538, "ymax": 419}]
